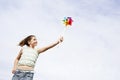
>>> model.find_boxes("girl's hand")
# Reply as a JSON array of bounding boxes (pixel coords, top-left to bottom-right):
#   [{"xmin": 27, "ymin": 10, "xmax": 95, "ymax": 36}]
[
  {"xmin": 12, "ymin": 68, "xmax": 16, "ymax": 74},
  {"xmin": 58, "ymin": 36, "xmax": 63, "ymax": 43}
]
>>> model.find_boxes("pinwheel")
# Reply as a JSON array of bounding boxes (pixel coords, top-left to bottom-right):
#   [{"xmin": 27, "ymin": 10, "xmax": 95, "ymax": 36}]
[
  {"xmin": 60, "ymin": 17, "xmax": 73, "ymax": 37},
  {"xmin": 63, "ymin": 17, "xmax": 73, "ymax": 26}
]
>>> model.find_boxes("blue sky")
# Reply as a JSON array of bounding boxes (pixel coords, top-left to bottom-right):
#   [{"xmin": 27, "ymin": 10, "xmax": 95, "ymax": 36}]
[{"xmin": 0, "ymin": 0, "xmax": 120, "ymax": 80}]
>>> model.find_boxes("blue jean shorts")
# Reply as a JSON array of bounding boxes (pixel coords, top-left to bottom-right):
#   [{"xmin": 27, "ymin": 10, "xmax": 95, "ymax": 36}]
[{"xmin": 12, "ymin": 69, "xmax": 34, "ymax": 80}]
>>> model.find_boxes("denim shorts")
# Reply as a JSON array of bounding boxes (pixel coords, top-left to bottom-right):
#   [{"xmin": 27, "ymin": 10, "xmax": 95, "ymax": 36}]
[{"xmin": 12, "ymin": 69, "xmax": 34, "ymax": 80}]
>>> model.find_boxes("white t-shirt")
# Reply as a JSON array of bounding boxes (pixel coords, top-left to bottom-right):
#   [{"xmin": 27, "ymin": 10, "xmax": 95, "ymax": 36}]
[{"xmin": 18, "ymin": 46, "xmax": 39, "ymax": 68}]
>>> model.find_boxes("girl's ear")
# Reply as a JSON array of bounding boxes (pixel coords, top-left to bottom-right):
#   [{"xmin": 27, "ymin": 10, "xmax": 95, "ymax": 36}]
[{"xmin": 28, "ymin": 41, "xmax": 31, "ymax": 45}]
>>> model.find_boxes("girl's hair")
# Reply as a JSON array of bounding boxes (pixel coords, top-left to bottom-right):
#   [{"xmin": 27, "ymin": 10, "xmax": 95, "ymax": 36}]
[{"xmin": 18, "ymin": 35, "xmax": 35, "ymax": 47}]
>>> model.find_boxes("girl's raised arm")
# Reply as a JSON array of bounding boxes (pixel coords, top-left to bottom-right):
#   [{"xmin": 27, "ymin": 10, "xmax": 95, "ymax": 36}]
[{"xmin": 37, "ymin": 37, "xmax": 63, "ymax": 54}]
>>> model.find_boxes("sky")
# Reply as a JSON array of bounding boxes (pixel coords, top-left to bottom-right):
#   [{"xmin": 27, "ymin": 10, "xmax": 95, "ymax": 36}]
[{"xmin": 0, "ymin": 0, "xmax": 120, "ymax": 80}]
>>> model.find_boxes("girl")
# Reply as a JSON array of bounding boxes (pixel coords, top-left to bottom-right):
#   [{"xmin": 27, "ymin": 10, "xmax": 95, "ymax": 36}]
[{"xmin": 12, "ymin": 35, "xmax": 63, "ymax": 80}]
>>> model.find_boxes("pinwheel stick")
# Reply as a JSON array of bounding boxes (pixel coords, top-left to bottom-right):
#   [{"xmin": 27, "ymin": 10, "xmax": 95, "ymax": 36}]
[
  {"xmin": 58, "ymin": 17, "xmax": 73, "ymax": 37},
  {"xmin": 59, "ymin": 27, "xmax": 68, "ymax": 37}
]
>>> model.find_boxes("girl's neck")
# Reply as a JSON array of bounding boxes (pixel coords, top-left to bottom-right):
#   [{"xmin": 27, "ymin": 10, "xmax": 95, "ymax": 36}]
[{"xmin": 28, "ymin": 45, "xmax": 35, "ymax": 49}]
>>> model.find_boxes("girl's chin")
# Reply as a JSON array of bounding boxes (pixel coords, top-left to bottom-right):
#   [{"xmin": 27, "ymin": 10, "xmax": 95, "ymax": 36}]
[{"xmin": 35, "ymin": 44, "xmax": 37, "ymax": 46}]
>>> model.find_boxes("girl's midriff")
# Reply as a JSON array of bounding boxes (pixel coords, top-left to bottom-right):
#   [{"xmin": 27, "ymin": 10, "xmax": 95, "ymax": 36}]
[{"xmin": 17, "ymin": 65, "xmax": 34, "ymax": 71}]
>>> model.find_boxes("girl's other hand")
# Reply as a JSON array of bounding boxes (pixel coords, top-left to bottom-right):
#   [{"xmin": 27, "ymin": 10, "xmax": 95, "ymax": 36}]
[{"xmin": 12, "ymin": 69, "xmax": 16, "ymax": 74}]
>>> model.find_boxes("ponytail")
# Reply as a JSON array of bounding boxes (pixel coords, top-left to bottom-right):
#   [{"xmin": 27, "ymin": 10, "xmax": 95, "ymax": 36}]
[
  {"xmin": 18, "ymin": 35, "xmax": 35, "ymax": 47},
  {"xmin": 18, "ymin": 39, "xmax": 26, "ymax": 47}
]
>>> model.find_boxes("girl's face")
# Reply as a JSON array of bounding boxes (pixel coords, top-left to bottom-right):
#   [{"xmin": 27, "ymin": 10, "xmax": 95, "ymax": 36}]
[{"xmin": 28, "ymin": 37, "xmax": 38, "ymax": 47}]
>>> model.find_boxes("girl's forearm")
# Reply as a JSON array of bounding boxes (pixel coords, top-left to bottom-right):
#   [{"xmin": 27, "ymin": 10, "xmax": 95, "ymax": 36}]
[
  {"xmin": 44, "ymin": 41, "xmax": 59, "ymax": 51},
  {"xmin": 47, "ymin": 41, "xmax": 59, "ymax": 49},
  {"xmin": 38, "ymin": 41, "xmax": 59, "ymax": 53},
  {"xmin": 46, "ymin": 36, "xmax": 63, "ymax": 49},
  {"xmin": 13, "ymin": 59, "xmax": 19, "ymax": 69}
]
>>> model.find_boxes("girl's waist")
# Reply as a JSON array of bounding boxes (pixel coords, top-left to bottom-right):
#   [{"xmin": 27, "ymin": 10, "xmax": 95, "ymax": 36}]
[
  {"xmin": 16, "ymin": 69, "xmax": 34, "ymax": 73},
  {"xmin": 17, "ymin": 65, "xmax": 34, "ymax": 71}
]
